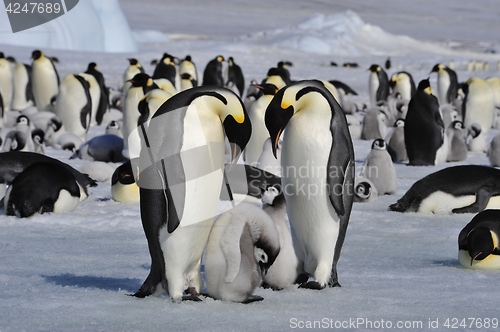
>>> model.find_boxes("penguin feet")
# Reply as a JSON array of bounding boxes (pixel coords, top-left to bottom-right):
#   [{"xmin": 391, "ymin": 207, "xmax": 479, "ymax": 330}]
[
  {"xmin": 261, "ymin": 282, "xmax": 284, "ymax": 291},
  {"xmin": 298, "ymin": 281, "xmax": 326, "ymax": 290},
  {"xmin": 182, "ymin": 287, "xmax": 202, "ymax": 302},
  {"xmin": 242, "ymin": 295, "xmax": 264, "ymax": 304},
  {"xmin": 294, "ymin": 273, "xmax": 309, "ymax": 285},
  {"xmin": 328, "ymin": 280, "xmax": 341, "ymax": 288}
]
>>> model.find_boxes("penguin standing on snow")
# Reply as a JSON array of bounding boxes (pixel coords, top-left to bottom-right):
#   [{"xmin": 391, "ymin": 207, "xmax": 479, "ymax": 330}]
[
  {"xmin": 265, "ymin": 80, "xmax": 354, "ymax": 289},
  {"xmin": 458, "ymin": 209, "xmax": 500, "ymax": 270},
  {"xmin": 55, "ymin": 74, "xmax": 92, "ymax": 142},
  {"xmin": 31, "ymin": 50, "xmax": 59, "ymax": 113},
  {"xmin": 225, "ymin": 57, "xmax": 245, "ymax": 97},
  {"xmin": 368, "ymin": 64, "xmax": 389, "ymax": 106},
  {"xmin": 119, "ymin": 58, "xmax": 144, "ymax": 93},
  {"xmin": 390, "ymin": 71, "xmax": 416, "ymax": 100},
  {"xmin": 152, "ymin": 53, "xmax": 179, "ymax": 90},
  {"xmin": 132, "ymin": 86, "xmax": 251, "ymax": 301},
  {"xmin": 85, "ymin": 62, "xmax": 109, "ymax": 125},
  {"xmin": 203, "ymin": 55, "xmax": 225, "ymax": 87},
  {"xmin": 4, "ymin": 162, "xmax": 81, "ymax": 218},
  {"xmin": 430, "ymin": 63, "xmax": 458, "ymax": 105},
  {"xmin": 360, "ymin": 139, "xmax": 397, "ymax": 195},
  {"xmin": 361, "ymin": 107, "xmax": 388, "ymax": 140},
  {"xmin": 386, "ymin": 118, "xmax": 407, "ymax": 162},
  {"xmin": 205, "ymin": 202, "xmax": 280, "ymax": 303},
  {"xmin": 11, "ymin": 61, "xmax": 34, "ymax": 111},
  {"xmin": 487, "ymin": 134, "xmax": 500, "ymax": 167},
  {"xmin": 0, "ymin": 53, "xmax": 13, "ymax": 112},
  {"xmin": 446, "ymin": 121, "xmax": 468, "ymax": 162},
  {"xmin": 261, "ymin": 184, "xmax": 298, "ymax": 290},
  {"xmin": 404, "ymin": 79, "xmax": 446, "ymax": 166}
]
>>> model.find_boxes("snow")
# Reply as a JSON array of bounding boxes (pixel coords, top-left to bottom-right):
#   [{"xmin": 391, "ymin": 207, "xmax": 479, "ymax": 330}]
[{"xmin": 2, "ymin": 0, "xmax": 500, "ymax": 331}]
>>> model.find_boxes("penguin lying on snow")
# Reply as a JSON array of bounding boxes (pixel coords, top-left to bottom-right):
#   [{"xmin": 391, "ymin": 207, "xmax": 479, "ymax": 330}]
[
  {"xmin": 458, "ymin": 209, "xmax": 500, "ymax": 270},
  {"xmin": 111, "ymin": 160, "xmax": 139, "ymax": 204},
  {"xmin": 205, "ymin": 202, "xmax": 280, "ymax": 303},
  {"xmin": 4, "ymin": 162, "xmax": 81, "ymax": 218},
  {"xmin": 389, "ymin": 165, "xmax": 500, "ymax": 214},
  {"xmin": 72, "ymin": 134, "xmax": 127, "ymax": 163}
]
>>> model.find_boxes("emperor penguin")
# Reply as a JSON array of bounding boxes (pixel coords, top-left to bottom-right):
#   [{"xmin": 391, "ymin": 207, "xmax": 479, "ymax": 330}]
[
  {"xmin": 360, "ymin": 139, "xmax": 397, "ymax": 195},
  {"xmin": 486, "ymin": 76, "xmax": 500, "ymax": 107},
  {"xmin": 257, "ymin": 137, "xmax": 282, "ymax": 177},
  {"xmin": 132, "ymin": 85, "xmax": 251, "ymax": 301},
  {"xmin": 4, "ymin": 162, "xmax": 80, "ymax": 218},
  {"xmin": 368, "ymin": 64, "xmax": 389, "ymax": 106},
  {"xmin": 180, "ymin": 73, "xmax": 196, "ymax": 91},
  {"xmin": 111, "ymin": 160, "xmax": 140, "ymax": 204},
  {"xmin": 244, "ymin": 83, "xmax": 279, "ymax": 166},
  {"xmin": 225, "ymin": 57, "xmax": 245, "ymax": 97},
  {"xmin": 389, "ymin": 165, "xmax": 500, "ymax": 214},
  {"xmin": 446, "ymin": 121, "xmax": 468, "ymax": 162},
  {"xmin": 85, "ymin": 62, "xmax": 109, "ymax": 125},
  {"xmin": 55, "ymin": 74, "xmax": 92, "ymax": 142},
  {"xmin": 73, "ymin": 134, "xmax": 126, "ymax": 163},
  {"xmin": 203, "ymin": 55, "xmax": 225, "ymax": 87},
  {"xmin": 2, "ymin": 115, "xmax": 35, "ymax": 152},
  {"xmin": 263, "ymin": 67, "xmax": 288, "ymax": 89},
  {"xmin": 390, "ymin": 71, "xmax": 416, "ymax": 100},
  {"xmin": 205, "ymin": 202, "xmax": 280, "ymax": 303},
  {"xmin": 152, "ymin": 53, "xmax": 179, "ymax": 90},
  {"xmin": 31, "ymin": 128, "xmax": 46, "ymax": 154},
  {"xmin": 466, "ymin": 123, "xmax": 485, "ymax": 152},
  {"xmin": 353, "ymin": 177, "xmax": 378, "ymax": 203},
  {"xmin": 386, "ymin": 118, "xmax": 407, "ymax": 163},
  {"xmin": 404, "ymin": 79, "xmax": 446, "ymax": 166},
  {"xmin": 487, "ymin": 133, "xmax": 500, "ymax": 167},
  {"xmin": 137, "ymin": 88, "xmax": 173, "ymax": 128},
  {"xmin": 458, "ymin": 209, "xmax": 500, "ymax": 269},
  {"xmin": 119, "ymin": 58, "xmax": 144, "ymax": 93},
  {"xmin": 105, "ymin": 120, "xmax": 123, "ymax": 138},
  {"xmin": 430, "ymin": 64, "xmax": 458, "ymax": 105},
  {"xmin": 276, "ymin": 61, "xmax": 293, "ymax": 85},
  {"xmin": 0, "ymin": 53, "xmax": 13, "ymax": 112},
  {"xmin": 31, "ymin": 50, "xmax": 59, "ymax": 113},
  {"xmin": 360, "ymin": 107, "xmax": 388, "ymax": 140},
  {"xmin": 179, "ymin": 55, "xmax": 198, "ymax": 87},
  {"xmin": 77, "ymin": 73, "xmax": 100, "ymax": 127},
  {"xmin": 122, "ymin": 73, "xmax": 159, "ymax": 159},
  {"xmin": 261, "ymin": 184, "xmax": 298, "ymax": 290},
  {"xmin": 462, "ymin": 77, "xmax": 495, "ymax": 148},
  {"xmin": 265, "ymin": 80, "xmax": 355, "ymax": 289},
  {"xmin": 44, "ymin": 116, "xmax": 67, "ymax": 147}
]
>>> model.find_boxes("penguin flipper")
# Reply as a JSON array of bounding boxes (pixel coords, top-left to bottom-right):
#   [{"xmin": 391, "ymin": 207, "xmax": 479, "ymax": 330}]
[
  {"xmin": 452, "ymin": 186, "xmax": 497, "ymax": 214},
  {"xmin": 242, "ymin": 295, "xmax": 264, "ymax": 304},
  {"xmin": 220, "ymin": 218, "xmax": 248, "ymax": 283}
]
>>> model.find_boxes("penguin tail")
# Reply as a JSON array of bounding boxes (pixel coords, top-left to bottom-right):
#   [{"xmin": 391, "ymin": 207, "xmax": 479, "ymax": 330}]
[{"xmin": 388, "ymin": 197, "xmax": 411, "ymax": 212}]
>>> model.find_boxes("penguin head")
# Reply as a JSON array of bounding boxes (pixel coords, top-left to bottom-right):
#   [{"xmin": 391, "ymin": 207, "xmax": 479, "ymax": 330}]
[
  {"xmin": 468, "ymin": 123, "xmax": 482, "ymax": 139},
  {"xmin": 261, "ymin": 184, "xmax": 285, "ymax": 206},
  {"xmin": 355, "ymin": 181, "xmax": 372, "ymax": 199},
  {"xmin": 430, "ymin": 63, "xmax": 445, "ymax": 74},
  {"xmin": 47, "ymin": 116, "xmax": 63, "ymax": 132},
  {"xmin": 277, "ymin": 61, "xmax": 293, "ymax": 68},
  {"xmin": 467, "ymin": 227, "xmax": 496, "ymax": 265},
  {"xmin": 417, "ymin": 79, "xmax": 433, "ymax": 95},
  {"xmin": 112, "ymin": 160, "xmax": 135, "ymax": 186},
  {"xmin": 128, "ymin": 73, "xmax": 155, "ymax": 88},
  {"xmin": 31, "ymin": 50, "xmax": 43, "ymax": 60},
  {"xmin": 394, "ymin": 119, "xmax": 405, "ymax": 128},
  {"xmin": 368, "ymin": 64, "xmax": 381, "ymax": 73},
  {"xmin": 254, "ymin": 238, "xmax": 280, "ymax": 276},
  {"xmin": 451, "ymin": 120, "xmax": 463, "ymax": 130},
  {"xmin": 184, "ymin": 55, "xmax": 192, "ymax": 62},
  {"xmin": 16, "ymin": 115, "xmax": 30, "ymax": 126},
  {"xmin": 160, "ymin": 53, "xmax": 176, "ymax": 65},
  {"xmin": 216, "ymin": 55, "xmax": 225, "ymax": 63},
  {"xmin": 87, "ymin": 62, "xmax": 98, "ymax": 72},
  {"xmin": 371, "ymin": 138, "xmax": 386, "ymax": 150},
  {"xmin": 255, "ymin": 83, "xmax": 279, "ymax": 96},
  {"xmin": 227, "ymin": 57, "xmax": 235, "ymax": 66},
  {"xmin": 128, "ymin": 58, "xmax": 140, "ymax": 66},
  {"xmin": 32, "ymin": 128, "xmax": 45, "ymax": 144},
  {"xmin": 107, "ymin": 120, "xmax": 120, "ymax": 130}
]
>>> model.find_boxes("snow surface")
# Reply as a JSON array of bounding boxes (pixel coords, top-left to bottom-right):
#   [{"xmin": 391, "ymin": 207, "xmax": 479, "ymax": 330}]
[{"xmin": 2, "ymin": 1, "xmax": 500, "ymax": 331}]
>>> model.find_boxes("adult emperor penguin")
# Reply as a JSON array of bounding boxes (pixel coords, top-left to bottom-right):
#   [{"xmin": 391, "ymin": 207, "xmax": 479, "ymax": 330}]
[
  {"xmin": 390, "ymin": 71, "xmax": 416, "ymax": 100},
  {"xmin": 179, "ymin": 55, "xmax": 198, "ymax": 87},
  {"xmin": 225, "ymin": 57, "xmax": 245, "ymax": 97},
  {"xmin": 152, "ymin": 53, "xmax": 179, "ymax": 90},
  {"xmin": 458, "ymin": 210, "xmax": 500, "ymax": 269},
  {"xmin": 261, "ymin": 184, "xmax": 298, "ymax": 290},
  {"xmin": 11, "ymin": 62, "xmax": 34, "ymax": 111},
  {"xmin": 368, "ymin": 64, "xmax": 390, "ymax": 106},
  {"xmin": 389, "ymin": 165, "xmax": 500, "ymax": 214},
  {"xmin": 4, "ymin": 162, "xmax": 81, "ymax": 218},
  {"xmin": 244, "ymin": 83, "xmax": 278, "ymax": 166},
  {"xmin": 386, "ymin": 118, "xmax": 407, "ymax": 162},
  {"xmin": 404, "ymin": 79, "xmax": 447, "ymax": 166},
  {"xmin": 122, "ymin": 73, "xmax": 159, "ymax": 159},
  {"xmin": 132, "ymin": 85, "xmax": 251, "ymax": 301},
  {"xmin": 265, "ymin": 79, "xmax": 355, "ymax": 289},
  {"xmin": 55, "ymin": 74, "xmax": 92, "ymax": 142},
  {"xmin": 462, "ymin": 77, "xmax": 495, "ymax": 148},
  {"xmin": 205, "ymin": 202, "xmax": 280, "ymax": 303},
  {"xmin": 85, "ymin": 62, "xmax": 109, "ymax": 125},
  {"xmin": 31, "ymin": 50, "xmax": 59, "ymax": 113},
  {"xmin": 202, "ymin": 55, "xmax": 225, "ymax": 87},
  {"xmin": 0, "ymin": 53, "xmax": 13, "ymax": 112},
  {"xmin": 360, "ymin": 139, "xmax": 397, "ymax": 195},
  {"xmin": 111, "ymin": 160, "xmax": 140, "ymax": 204},
  {"xmin": 446, "ymin": 121, "xmax": 468, "ymax": 162},
  {"xmin": 119, "ymin": 58, "xmax": 144, "ymax": 93},
  {"xmin": 430, "ymin": 63, "xmax": 458, "ymax": 105}
]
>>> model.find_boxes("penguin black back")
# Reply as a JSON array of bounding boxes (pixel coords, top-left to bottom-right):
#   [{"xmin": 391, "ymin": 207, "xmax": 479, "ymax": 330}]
[
  {"xmin": 85, "ymin": 62, "xmax": 109, "ymax": 125},
  {"xmin": 152, "ymin": 53, "xmax": 177, "ymax": 87}
]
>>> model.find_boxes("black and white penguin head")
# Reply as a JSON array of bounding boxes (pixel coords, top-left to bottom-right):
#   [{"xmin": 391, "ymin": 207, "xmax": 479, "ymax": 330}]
[
  {"xmin": 254, "ymin": 237, "xmax": 280, "ymax": 277},
  {"xmin": 87, "ymin": 62, "xmax": 98, "ymax": 72},
  {"xmin": 160, "ymin": 53, "xmax": 177, "ymax": 65},
  {"xmin": 417, "ymin": 79, "xmax": 433, "ymax": 95},
  {"xmin": 371, "ymin": 138, "xmax": 386, "ymax": 151},
  {"xmin": 468, "ymin": 123, "xmax": 482, "ymax": 139},
  {"xmin": 112, "ymin": 160, "xmax": 135, "ymax": 186},
  {"xmin": 466, "ymin": 227, "xmax": 495, "ymax": 265},
  {"xmin": 216, "ymin": 55, "xmax": 225, "ymax": 63},
  {"xmin": 128, "ymin": 58, "xmax": 140, "ymax": 66},
  {"xmin": 31, "ymin": 50, "xmax": 43, "ymax": 60},
  {"xmin": 430, "ymin": 63, "xmax": 446, "ymax": 74},
  {"xmin": 261, "ymin": 184, "xmax": 285, "ymax": 206},
  {"xmin": 369, "ymin": 64, "xmax": 381, "ymax": 73},
  {"xmin": 277, "ymin": 61, "xmax": 293, "ymax": 68},
  {"xmin": 16, "ymin": 115, "xmax": 30, "ymax": 126},
  {"xmin": 255, "ymin": 83, "xmax": 279, "ymax": 96},
  {"xmin": 47, "ymin": 116, "xmax": 63, "ymax": 132},
  {"xmin": 451, "ymin": 121, "xmax": 463, "ymax": 130},
  {"xmin": 106, "ymin": 120, "xmax": 120, "ymax": 131},
  {"xmin": 32, "ymin": 128, "xmax": 45, "ymax": 144},
  {"xmin": 355, "ymin": 181, "xmax": 372, "ymax": 199},
  {"xmin": 128, "ymin": 73, "xmax": 155, "ymax": 88},
  {"xmin": 394, "ymin": 119, "xmax": 405, "ymax": 128}
]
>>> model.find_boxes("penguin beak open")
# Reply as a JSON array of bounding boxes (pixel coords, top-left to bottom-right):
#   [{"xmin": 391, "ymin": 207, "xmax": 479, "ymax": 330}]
[{"xmin": 223, "ymin": 113, "xmax": 252, "ymax": 164}]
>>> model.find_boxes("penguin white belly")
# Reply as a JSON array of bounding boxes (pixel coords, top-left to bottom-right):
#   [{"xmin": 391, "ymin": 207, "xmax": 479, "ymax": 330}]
[
  {"xmin": 369, "ymin": 73, "xmax": 379, "ymax": 106},
  {"xmin": 32, "ymin": 60, "xmax": 58, "ymax": 112},
  {"xmin": 158, "ymin": 103, "xmax": 225, "ymax": 300},
  {"xmin": 111, "ymin": 182, "xmax": 140, "ymax": 203},
  {"xmin": 282, "ymin": 109, "xmax": 338, "ymax": 285},
  {"xmin": 56, "ymin": 75, "xmax": 88, "ymax": 142},
  {"xmin": 53, "ymin": 189, "xmax": 80, "ymax": 213},
  {"xmin": 418, "ymin": 191, "xmax": 500, "ymax": 214},
  {"xmin": 12, "ymin": 63, "xmax": 33, "ymax": 111},
  {"xmin": 459, "ymin": 250, "xmax": 500, "ymax": 270},
  {"xmin": 434, "ymin": 129, "xmax": 449, "ymax": 164},
  {"xmin": 437, "ymin": 73, "xmax": 450, "ymax": 105},
  {"xmin": 245, "ymin": 96, "xmax": 272, "ymax": 166},
  {"xmin": 122, "ymin": 88, "xmax": 143, "ymax": 158},
  {"xmin": 463, "ymin": 82, "xmax": 495, "ymax": 133},
  {"xmin": 0, "ymin": 60, "xmax": 13, "ymax": 111}
]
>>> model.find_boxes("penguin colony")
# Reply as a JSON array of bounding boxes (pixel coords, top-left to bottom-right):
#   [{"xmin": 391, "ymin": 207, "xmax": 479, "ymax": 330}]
[{"xmin": 1, "ymin": 49, "xmax": 500, "ymax": 307}]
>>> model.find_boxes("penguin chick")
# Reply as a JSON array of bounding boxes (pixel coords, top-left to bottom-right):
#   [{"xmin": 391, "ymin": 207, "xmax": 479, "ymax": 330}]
[
  {"xmin": 487, "ymin": 134, "xmax": 500, "ymax": 167},
  {"xmin": 386, "ymin": 118, "xmax": 407, "ymax": 163},
  {"xmin": 205, "ymin": 202, "xmax": 280, "ymax": 303},
  {"xmin": 466, "ymin": 123, "xmax": 486, "ymax": 152},
  {"xmin": 261, "ymin": 184, "xmax": 298, "ymax": 290},
  {"xmin": 458, "ymin": 209, "xmax": 500, "ymax": 270},
  {"xmin": 353, "ymin": 177, "xmax": 378, "ymax": 203},
  {"xmin": 360, "ymin": 139, "xmax": 397, "ymax": 195},
  {"xmin": 446, "ymin": 121, "xmax": 468, "ymax": 162}
]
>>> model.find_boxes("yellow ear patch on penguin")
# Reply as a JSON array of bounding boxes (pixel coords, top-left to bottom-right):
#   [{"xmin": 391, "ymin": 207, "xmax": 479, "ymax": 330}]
[
  {"xmin": 147, "ymin": 78, "xmax": 153, "ymax": 86},
  {"xmin": 424, "ymin": 86, "xmax": 433, "ymax": 95}
]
